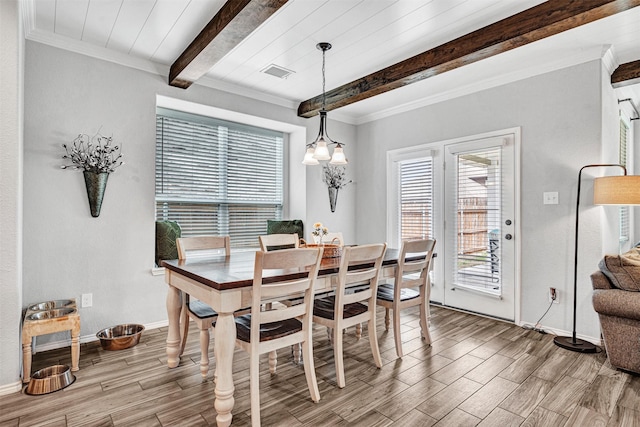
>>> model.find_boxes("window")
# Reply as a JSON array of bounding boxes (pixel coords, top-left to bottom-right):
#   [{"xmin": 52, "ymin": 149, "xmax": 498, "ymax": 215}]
[
  {"xmin": 620, "ymin": 117, "xmax": 630, "ymax": 244},
  {"xmin": 387, "ymin": 149, "xmax": 434, "ymax": 248},
  {"xmin": 156, "ymin": 108, "xmax": 284, "ymax": 248},
  {"xmin": 398, "ymin": 158, "xmax": 434, "ymax": 240}
]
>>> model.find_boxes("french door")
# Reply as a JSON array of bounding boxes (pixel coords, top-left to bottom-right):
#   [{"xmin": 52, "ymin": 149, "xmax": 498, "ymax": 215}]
[{"xmin": 443, "ymin": 134, "xmax": 517, "ymax": 321}]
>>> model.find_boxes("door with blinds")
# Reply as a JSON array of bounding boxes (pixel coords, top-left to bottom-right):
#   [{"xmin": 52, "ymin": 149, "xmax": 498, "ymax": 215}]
[{"xmin": 443, "ymin": 135, "xmax": 516, "ymax": 321}]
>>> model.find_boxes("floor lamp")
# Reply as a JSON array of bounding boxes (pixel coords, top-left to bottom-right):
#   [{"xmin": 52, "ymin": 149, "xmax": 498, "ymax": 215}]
[{"xmin": 554, "ymin": 164, "xmax": 640, "ymax": 353}]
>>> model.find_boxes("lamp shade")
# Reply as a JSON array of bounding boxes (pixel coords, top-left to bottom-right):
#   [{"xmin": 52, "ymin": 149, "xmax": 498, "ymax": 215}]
[{"xmin": 593, "ymin": 175, "xmax": 640, "ymax": 205}]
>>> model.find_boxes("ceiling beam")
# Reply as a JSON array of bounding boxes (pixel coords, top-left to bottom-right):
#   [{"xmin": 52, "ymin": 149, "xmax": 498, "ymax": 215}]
[
  {"xmin": 612, "ymin": 59, "xmax": 640, "ymax": 88},
  {"xmin": 169, "ymin": 0, "xmax": 288, "ymax": 89},
  {"xmin": 298, "ymin": 0, "xmax": 640, "ymax": 118}
]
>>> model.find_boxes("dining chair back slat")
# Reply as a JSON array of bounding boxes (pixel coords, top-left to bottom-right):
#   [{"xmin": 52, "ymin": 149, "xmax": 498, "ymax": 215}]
[
  {"xmin": 259, "ymin": 302, "xmax": 306, "ymax": 325},
  {"xmin": 177, "ymin": 235, "xmax": 230, "ymax": 259}
]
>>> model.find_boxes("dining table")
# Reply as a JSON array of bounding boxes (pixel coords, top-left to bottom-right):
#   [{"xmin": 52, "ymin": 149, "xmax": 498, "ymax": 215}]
[{"xmin": 161, "ymin": 248, "xmax": 406, "ymax": 427}]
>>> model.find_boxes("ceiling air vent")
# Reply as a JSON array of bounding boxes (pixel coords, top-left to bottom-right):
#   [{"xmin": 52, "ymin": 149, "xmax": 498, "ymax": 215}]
[{"xmin": 261, "ymin": 64, "xmax": 294, "ymax": 79}]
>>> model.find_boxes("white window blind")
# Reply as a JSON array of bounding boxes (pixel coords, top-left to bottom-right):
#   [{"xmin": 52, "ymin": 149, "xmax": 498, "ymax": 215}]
[
  {"xmin": 620, "ymin": 118, "xmax": 630, "ymax": 243},
  {"xmin": 399, "ymin": 158, "xmax": 433, "ymax": 240},
  {"xmin": 454, "ymin": 148, "xmax": 502, "ymax": 295},
  {"xmin": 156, "ymin": 108, "xmax": 284, "ymax": 248}
]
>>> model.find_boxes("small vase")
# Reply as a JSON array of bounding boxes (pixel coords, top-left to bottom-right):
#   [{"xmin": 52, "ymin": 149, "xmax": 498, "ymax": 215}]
[
  {"xmin": 328, "ymin": 187, "xmax": 338, "ymax": 213},
  {"xmin": 83, "ymin": 171, "xmax": 109, "ymax": 217},
  {"xmin": 313, "ymin": 235, "xmax": 321, "ymax": 245}
]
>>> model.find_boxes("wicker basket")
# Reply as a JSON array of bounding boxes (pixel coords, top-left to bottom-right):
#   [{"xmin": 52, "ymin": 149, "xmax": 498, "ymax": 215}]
[{"xmin": 301, "ymin": 242, "xmax": 342, "ymax": 258}]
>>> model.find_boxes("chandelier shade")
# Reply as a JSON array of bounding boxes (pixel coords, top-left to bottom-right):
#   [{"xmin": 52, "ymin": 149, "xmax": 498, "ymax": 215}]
[{"xmin": 302, "ymin": 147, "xmax": 319, "ymax": 165}]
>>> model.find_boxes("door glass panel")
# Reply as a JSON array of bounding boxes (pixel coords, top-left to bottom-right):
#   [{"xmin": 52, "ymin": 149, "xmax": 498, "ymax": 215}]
[{"xmin": 454, "ymin": 148, "xmax": 502, "ymax": 295}]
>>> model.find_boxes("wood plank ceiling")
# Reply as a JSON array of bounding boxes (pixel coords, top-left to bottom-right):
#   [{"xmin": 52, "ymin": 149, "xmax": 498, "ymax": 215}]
[
  {"xmin": 27, "ymin": 0, "xmax": 640, "ymax": 122},
  {"xmin": 295, "ymin": 0, "xmax": 640, "ymax": 117}
]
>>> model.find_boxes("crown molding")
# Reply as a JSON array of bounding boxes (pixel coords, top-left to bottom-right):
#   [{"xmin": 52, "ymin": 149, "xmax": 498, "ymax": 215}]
[
  {"xmin": 195, "ymin": 75, "xmax": 297, "ymax": 110},
  {"xmin": 601, "ymin": 45, "xmax": 619, "ymax": 75}
]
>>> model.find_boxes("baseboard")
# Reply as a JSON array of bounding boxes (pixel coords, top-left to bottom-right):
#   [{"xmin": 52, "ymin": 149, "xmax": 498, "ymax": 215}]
[
  {"xmin": 518, "ymin": 321, "xmax": 602, "ymax": 346},
  {"xmin": 0, "ymin": 380, "xmax": 23, "ymax": 396},
  {"xmin": 33, "ymin": 319, "xmax": 169, "ymax": 353},
  {"xmin": 429, "ymin": 301, "xmax": 513, "ymax": 324},
  {"xmin": 0, "ymin": 319, "xmax": 170, "ymax": 396}
]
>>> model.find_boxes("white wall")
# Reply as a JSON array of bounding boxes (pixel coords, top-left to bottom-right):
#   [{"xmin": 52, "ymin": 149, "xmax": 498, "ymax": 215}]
[
  {"xmin": 0, "ymin": 0, "xmax": 24, "ymax": 393},
  {"xmin": 354, "ymin": 60, "xmax": 614, "ymax": 341},
  {"xmin": 12, "ymin": 41, "xmax": 357, "ymax": 387}
]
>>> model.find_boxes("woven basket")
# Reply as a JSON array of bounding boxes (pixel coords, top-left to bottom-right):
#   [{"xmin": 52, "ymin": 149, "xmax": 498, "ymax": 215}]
[{"xmin": 300, "ymin": 242, "xmax": 342, "ymax": 258}]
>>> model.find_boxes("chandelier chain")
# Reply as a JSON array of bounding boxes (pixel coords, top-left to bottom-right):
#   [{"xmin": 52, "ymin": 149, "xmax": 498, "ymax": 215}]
[{"xmin": 321, "ymin": 49, "xmax": 326, "ymax": 110}]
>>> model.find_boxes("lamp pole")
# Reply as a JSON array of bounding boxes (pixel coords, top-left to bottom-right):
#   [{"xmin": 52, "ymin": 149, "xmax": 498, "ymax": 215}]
[{"xmin": 553, "ymin": 164, "xmax": 626, "ymax": 353}]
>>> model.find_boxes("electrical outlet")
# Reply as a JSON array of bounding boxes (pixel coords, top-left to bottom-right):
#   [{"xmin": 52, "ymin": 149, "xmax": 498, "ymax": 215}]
[
  {"xmin": 81, "ymin": 293, "xmax": 93, "ymax": 308},
  {"xmin": 549, "ymin": 287, "xmax": 558, "ymax": 304},
  {"xmin": 543, "ymin": 192, "xmax": 559, "ymax": 205}
]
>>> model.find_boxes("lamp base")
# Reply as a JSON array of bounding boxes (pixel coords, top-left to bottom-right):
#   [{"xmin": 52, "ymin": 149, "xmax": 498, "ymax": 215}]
[{"xmin": 553, "ymin": 336, "xmax": 597, "ymax": 353}]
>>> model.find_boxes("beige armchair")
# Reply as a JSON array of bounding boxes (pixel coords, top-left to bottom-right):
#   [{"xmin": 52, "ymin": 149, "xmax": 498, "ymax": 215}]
[{"xmin": 592, "ymin": 270, "xmax": 640, "ymax": 373}]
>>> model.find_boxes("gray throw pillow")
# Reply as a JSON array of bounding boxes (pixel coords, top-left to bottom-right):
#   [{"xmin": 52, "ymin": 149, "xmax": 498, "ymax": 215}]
[
  {"xmin": 155, "ymin": 220, "xmax": 181, "ymax": 266},
  {"xmin": 599, "ymin": 247, "xmax": 640, "ymax": 291},
  {"xmin": 267, "ymin": 219, "xmax": 304, "ymax": 237}
]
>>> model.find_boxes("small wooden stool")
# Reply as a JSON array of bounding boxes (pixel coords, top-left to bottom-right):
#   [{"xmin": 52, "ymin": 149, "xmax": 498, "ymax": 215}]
[{"xmin": 22, "ymin": 299, "xmax": 80, "ymax": 383}]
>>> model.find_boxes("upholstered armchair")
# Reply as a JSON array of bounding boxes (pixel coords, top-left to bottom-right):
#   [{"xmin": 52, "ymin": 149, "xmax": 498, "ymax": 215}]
[{"xmin": 592, "ymin": 251, "xmax": 640, "ymax": 374}]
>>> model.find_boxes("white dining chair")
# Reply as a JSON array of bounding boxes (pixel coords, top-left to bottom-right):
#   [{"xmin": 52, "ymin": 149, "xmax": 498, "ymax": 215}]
[
  {"xmin": 312, "ymin": 243, "xmax": 387, "ymax": 388},
  {"xmin": 377, "ymin": 238, "xmax": 436, "ymax": 358},
  {"xmin": 235, "ymin": 247, "xmax": 323, "ymax": 426},
  {"xmin": 176, "ymin": 235, "xmax": 229, "ymax": 378}
]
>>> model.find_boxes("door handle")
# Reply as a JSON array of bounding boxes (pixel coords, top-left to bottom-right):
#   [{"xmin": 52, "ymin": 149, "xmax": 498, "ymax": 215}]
[{"xmin": 505, "ymin": 234, "xmax": 512, "ymax": 240}]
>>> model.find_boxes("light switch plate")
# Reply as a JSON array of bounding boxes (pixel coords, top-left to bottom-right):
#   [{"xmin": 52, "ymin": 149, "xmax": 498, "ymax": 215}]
[{"xmin": 543, "ymin": 192, "xmax": 558, "ymax": 205}]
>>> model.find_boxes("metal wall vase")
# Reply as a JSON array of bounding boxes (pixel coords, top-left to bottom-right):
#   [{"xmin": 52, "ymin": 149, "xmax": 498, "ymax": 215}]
[
  {"xmin": 83, "ymin": 171, "xmax": 109, "ymax": 217},
  {"xmin": 328, "ymin": 187, "xmax": 338, "ymax": 213}
]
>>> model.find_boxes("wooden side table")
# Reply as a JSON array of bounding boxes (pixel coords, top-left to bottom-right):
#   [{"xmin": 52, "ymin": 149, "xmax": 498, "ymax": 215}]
[{"xmin": 22, "ymin": 299, "xmax": 80, "ymax": 383}]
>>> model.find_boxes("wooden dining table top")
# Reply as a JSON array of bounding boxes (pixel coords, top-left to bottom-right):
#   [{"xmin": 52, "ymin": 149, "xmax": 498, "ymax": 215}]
[{"xmin": 161, "ymin": 247, "xmax": 401, "ymax": 291}]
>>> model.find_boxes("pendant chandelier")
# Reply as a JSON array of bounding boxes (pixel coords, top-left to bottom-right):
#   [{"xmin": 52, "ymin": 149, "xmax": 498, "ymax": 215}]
[{"xmin": 302, "ymin": 42, "xmax": 347, "ymax": 166}]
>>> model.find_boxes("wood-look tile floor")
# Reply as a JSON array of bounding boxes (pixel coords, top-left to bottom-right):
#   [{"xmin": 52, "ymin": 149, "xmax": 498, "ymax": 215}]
[{"xmin": 2, "ymin": 305, "xmax": 639, "ymax": 427}]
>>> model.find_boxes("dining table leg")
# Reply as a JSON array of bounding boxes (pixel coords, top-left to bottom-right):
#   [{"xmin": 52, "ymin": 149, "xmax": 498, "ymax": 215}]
[
  {"xmin": 166, "ymin": 284, "xmax": 182, "ymax": 368},
  {"xmin": 214, "ymin": 312, "xmax": 236, "ymax": 427}
]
